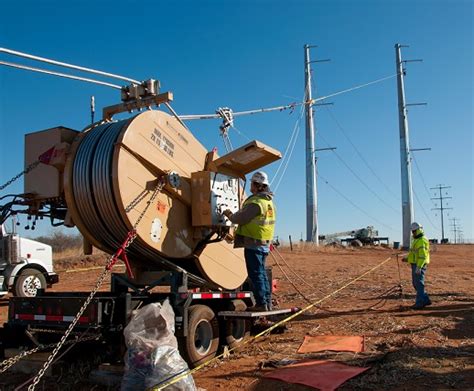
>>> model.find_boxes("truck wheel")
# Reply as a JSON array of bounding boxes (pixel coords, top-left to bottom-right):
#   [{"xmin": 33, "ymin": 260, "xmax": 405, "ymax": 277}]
[
  {"xmin": 224, "ymin": 300, "xmax": 250, "ymax": 349},
  {"xmin": 351, "ymin": 239, "xmax": 363, "ymax": 247},
  {"xmin": 14, "ymin": 268, "xmax": 46, "ymax": 297},
  {"xmin": 179, "ymin": 305, "xmax": 219, "ymax": 368}
]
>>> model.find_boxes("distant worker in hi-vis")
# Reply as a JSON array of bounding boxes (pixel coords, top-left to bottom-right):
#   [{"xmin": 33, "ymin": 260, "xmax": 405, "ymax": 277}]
[
  {"xmin": 223, "ymin": 171, "xmax": 276, "ymax": 312},
  {"xmin": 402, "ymin": 222, "xmax": 432, "ymax": 309}
]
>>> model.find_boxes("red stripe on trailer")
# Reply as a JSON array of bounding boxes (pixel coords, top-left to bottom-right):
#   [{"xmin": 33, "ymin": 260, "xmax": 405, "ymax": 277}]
[
  {"xmin": 16, "ymin": 314, "xmax": 34, "ymax": 321},
  {"xmin": 47, "ymin": 315, "xmax": 64, "ymax": 322},
  {"xmin": 181, "ymin": 292, "xmax": 252, "ymax": 300}
]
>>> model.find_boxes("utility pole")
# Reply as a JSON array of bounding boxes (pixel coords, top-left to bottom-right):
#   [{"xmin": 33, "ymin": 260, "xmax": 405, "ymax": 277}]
[
  {"xmin": 304, "ymin": 44, "xmax": 329, "ymax": 244},
  {"xmin": 395, "ymin": 44, "xmax": 415, "ymax": 249},
  {"xmin": 450, "ymin": 217, "xmax": 461, "ymax": 244},
  {"xmin": 304, "ymin": 44, "xmax": 317, "ymax": 244},
  {"xmin": 431, "ymin": 184, "xmax": 452, "ymax": 243},
  {"xmin": 395, "ymin": 44, "xmax": 425, "ymax": 249}
]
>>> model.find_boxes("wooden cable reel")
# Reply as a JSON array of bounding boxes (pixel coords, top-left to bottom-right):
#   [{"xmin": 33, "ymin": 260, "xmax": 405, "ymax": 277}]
[{"xmin": 64, "ymin": 110, "xmax": 280, "ymax": 290}]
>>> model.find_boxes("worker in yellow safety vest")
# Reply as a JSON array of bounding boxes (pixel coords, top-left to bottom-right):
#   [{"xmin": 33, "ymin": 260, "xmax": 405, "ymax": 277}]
[
  {"xmin": 402, "ymin": 222, "xmax": 432, "ymax": 309},
  {"xmin": 223, "ymin": 171, "xmax": 276, "ymax": 312}
]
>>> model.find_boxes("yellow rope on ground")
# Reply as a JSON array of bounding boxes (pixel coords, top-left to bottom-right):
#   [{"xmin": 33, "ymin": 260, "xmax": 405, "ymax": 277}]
[
  {"xmin": 149, "ymin": 256, "xmax": 393, "ymax": 391},
  {"xmin": 64, "ymin": 265, "xmax": 125, "ymax": 273}
]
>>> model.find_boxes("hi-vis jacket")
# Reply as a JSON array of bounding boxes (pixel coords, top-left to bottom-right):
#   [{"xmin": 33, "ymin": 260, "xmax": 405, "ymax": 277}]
[
  {"xmin": 407, "ymin": 229, "xmax": 430, "ymax": 268},
  {"xmin": 236, "ymin": 195, "xmax": 276, "ymax": 241}
]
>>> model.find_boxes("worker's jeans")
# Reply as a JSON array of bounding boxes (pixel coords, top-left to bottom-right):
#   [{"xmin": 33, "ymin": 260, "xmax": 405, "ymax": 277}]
[
  {"xmin": 244, "ymin": 249, "xmax": 271, "ymax": 307},
  {"xmin": 411, "ymin": 264, "xmax": 431, "ymax": 307}
]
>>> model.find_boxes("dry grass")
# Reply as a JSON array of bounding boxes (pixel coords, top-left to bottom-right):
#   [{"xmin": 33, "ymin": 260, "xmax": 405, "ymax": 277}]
[
  {"xmin": 32, "ymin": 231, "xmax": 111, "ymax": 270},
  {"xmin": 33, "ymin": 231, "xmax": 82, "ymax": 253}
]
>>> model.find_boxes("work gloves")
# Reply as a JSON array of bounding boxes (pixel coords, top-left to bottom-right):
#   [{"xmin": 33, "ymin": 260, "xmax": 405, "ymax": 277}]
[
  {"xmin": 222, "ymin": 209, "xmax": 233, "ymax": 219},
  {"xmin": 415, "ymin": 266, "xmax": 422, "ymax": 275}
]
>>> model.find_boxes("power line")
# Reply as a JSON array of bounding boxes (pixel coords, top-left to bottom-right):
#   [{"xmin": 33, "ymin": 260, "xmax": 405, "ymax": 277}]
[
  {"xmin": 273, "ymin": 107, "xmax": 305, "ymax": 192},
  {"xmin": 317, "ymin": 132, "xmax": 400, "ymax": 215},
  {"xmin": 179, "ymin": 73, "xmax": 399, "ymax": 120},
  {"xmin": 273, "ymin": 121, "xmax": 302, "ymax": 192},
  {"xmin": 324, "ymin": 106, "xmax": 400, "ymax": 202},
  {"xmin": 411, "ymin": 153, "xmax": 434, "ymax": 201},
  {"xmin": 271, "ymin": 106, "xmax": 303, "ymax": 186},
  {"xmin": 1, "ymin": 47, "xmax": 399, "ymax": 126},
  {"xmin": 229, "ymin": 123, "xmax": 251, "ymax": 142},
  {"xmin": 271, "ymin": 86, "xmax": 308, "ymax": 188},
  {"xmin": 410, "ymin": 154, "xmax": 440, "ymax": 231},
  {"xmin": 412, "ymin": 188, "xmax": 440, "ymax": 231},
  {"xmin": 318, "ymin": 173, "xmax": 398, "ymax": 234}
]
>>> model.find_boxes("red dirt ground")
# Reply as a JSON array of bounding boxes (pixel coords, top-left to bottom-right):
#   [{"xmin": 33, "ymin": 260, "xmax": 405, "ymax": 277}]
[{"xmin": 1, "ymin": 244, "xmax": 473, "ymax": 390}]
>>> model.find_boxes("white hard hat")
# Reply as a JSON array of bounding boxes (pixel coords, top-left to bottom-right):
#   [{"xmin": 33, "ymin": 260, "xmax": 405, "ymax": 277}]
[
  {"xmin": 251, "ymin": 171, "xmax": 269, "ymax": 186},
  {"xmin": 411, "ymin": 222, "xmax": 422, "ymax": 231}
]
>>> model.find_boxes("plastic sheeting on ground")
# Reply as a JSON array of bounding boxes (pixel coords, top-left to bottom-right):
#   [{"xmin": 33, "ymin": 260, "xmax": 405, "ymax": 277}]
[
  {"xmin": 121, "ymin": 299, "xmax": 196, "ymax": 391},
  {"xmin": 264, "ymin": 359, "xmax": 369, "ymax": 390},
  {"xmin": 297, "ymin": 335, "xmax": 364, "ymax": 354}
]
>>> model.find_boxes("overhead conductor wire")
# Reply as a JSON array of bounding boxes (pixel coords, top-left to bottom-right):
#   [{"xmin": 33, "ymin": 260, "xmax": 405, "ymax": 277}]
[
  {"xmin": 318, "ymin": 171, "xmax": 399, "ymax": 233},
  {"xmin": 0, "ymin": 61, "xmax": 122, "ymax": 90},
  {"xmin": 317, "ymin": 130, "xmax": 400, "ymax": 215},
  {"xmin": 272, "ymin": 103, "xmax": 305, "ymax": 192},
  {"xmin": 413, "ymin": 188, "xmax": 440, "ymax": 232},
  {"xmin": 411, "ymin": 154, "xmax": 440, "ymax": 231},
  {"xmin": 178, "ymin": 73, "xmax": 398, "ymax": 120},
  {"xmin": 0, "ymin": 49, "xmax": 189, "ymax": 128},
  {"xmin": 1, "ymin": 46, "xmax": 398, "ymax": 127},
  {"xmin": 325, "ymin": 106, "xmax": 400, "ymax": 202},
  {"xmin": 0, "ymin": 47, "xmax": 140, "ymax": 84}
]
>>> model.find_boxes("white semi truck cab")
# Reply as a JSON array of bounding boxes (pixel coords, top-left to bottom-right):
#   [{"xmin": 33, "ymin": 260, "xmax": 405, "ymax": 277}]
[{"xmin": 0, "ymin": 225, "xmax": 58, "ymax": 297}]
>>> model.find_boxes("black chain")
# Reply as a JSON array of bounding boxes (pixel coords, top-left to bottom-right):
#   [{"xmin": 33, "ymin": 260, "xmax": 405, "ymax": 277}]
[
  {"xmin": 0, "ymin": 178, "xmax": 165, "ymax": 389},
  {"xmin": 27, "ymin": 181, "xmax": 164, "ymax": 390},
  {"xmin": 0, "ymin": 334, "xmax": 100, "ymax": 374},
  {"xmin": 0, "ymin": 161, "xmax": 40, "ymax": 191}
]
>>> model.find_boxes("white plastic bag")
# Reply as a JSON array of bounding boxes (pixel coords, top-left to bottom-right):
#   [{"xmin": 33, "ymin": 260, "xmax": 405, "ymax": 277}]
[{"xmin": 121, "ymin": 299, "xmax": 196, "ymax": 391}]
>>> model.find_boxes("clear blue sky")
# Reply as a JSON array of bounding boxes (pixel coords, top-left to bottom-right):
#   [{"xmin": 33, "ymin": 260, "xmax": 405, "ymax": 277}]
[{"xmin": 1, "ymin": 0, "xmax": 473, "ymax": 243}]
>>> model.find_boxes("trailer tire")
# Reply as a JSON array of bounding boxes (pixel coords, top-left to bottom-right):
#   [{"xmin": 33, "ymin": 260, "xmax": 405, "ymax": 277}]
[
  {"xmin": 351, "ymin": 239, "xmax": 363, "ymax": 247},
  {"xmin": 179, "ymin": 305, "xmax": 219, "ymax": 367},
  {"xmin": 13, "ymin": 268, "xmax": 46, "ymax": 297},
  {"xmin": 224, "ymin": 300, "xmax": 250, "ymax": 349}
]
